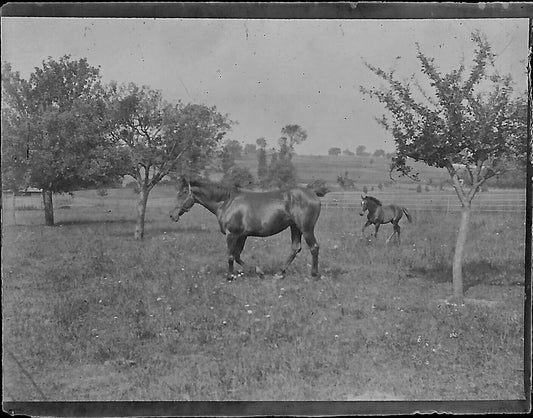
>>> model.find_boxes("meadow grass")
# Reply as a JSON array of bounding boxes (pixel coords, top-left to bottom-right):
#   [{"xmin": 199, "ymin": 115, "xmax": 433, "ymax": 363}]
[{"xmin": 2, "ymin": 189, "xmax": 526, "ymax": 401}]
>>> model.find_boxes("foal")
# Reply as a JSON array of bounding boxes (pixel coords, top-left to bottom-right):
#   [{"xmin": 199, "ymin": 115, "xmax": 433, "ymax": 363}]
[{"xmin": 359, "ymin": 195, "xmax": 412, "ymax": 244}]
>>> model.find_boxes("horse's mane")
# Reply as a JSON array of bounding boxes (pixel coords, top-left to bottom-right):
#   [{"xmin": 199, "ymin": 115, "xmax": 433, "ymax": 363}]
[
  {"xmin": 190, "ymin": 179, "xmax": 233, "ymax": 200},
  {"xmin": 365, "ymin": 196, "xmax": 382, "ymax": 206}
]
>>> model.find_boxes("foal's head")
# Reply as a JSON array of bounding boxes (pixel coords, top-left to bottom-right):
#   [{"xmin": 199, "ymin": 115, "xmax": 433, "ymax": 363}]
[{"xmin": 359, "ymin": 195, "xmax": 381, "ymax": 216}]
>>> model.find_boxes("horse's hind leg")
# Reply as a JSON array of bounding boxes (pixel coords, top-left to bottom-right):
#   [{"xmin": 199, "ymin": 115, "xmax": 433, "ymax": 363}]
[
  {"xmin": 386, "ymin": 224, "xmax": 401, "ymax": 245},
  {"xmin": 303, "ymin": 230, "xmax": 319, "ymax": 277},
  {"xmin": 279, "ymin": 226, "xmax": 302, "ymax": 276}
]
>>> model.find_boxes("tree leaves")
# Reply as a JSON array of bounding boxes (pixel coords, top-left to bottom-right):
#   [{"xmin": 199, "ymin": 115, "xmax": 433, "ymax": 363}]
[
  {"xmin": 106, "ymin": 83, "xmax": 232, "ymax": 190},
  {"xmin": 360, "ymin": 31, "xmax": 527, "ymax": 202},
  {"xmin": 2, "ymin": 56, "xmax": 121, "ymax": 193}
]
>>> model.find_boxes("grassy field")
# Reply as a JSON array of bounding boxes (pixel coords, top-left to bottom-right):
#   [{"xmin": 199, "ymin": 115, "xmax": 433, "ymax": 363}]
[{"xmin": 2, "ymin": 186, "xmax": 527, "ymax": 402}]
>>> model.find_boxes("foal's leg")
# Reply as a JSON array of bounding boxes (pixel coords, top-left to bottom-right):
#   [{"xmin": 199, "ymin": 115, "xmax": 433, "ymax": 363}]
[
  {"xmin": 395, "ymin": 224, "xmax": 401, "ymax": 245},
  {"xmin": 374, "ymin": 223, "xmax": 381, "ymax": 238},
  {"xmin": 303, "ymin": 230, "xmax": 320, "ymax": 277},
  {"xmin": 361, "ymin": 220, "xmax": 372, "ymax": 239},
  {"xmin": 386, "ymin": 224, "xmax": 401, "ymax": 245},
  {"xmin": 279, "ymin": 226, "xmax": 302, "ymax": 276}
]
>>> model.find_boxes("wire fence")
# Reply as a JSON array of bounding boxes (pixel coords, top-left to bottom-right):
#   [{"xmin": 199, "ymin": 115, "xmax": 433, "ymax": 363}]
[
  {"xmin": 2, "ymin": 189, "xmax": 528, "ymax": 214},
  {"xmin": 321, "ymin": 190, "xmax": 527, "ymax": 213}
]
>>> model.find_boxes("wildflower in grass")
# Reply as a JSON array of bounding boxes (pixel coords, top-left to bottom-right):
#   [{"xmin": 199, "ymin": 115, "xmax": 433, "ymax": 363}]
[
  {"xmin": 247, "ymin": 310, "xmax": 253, "ymax": 314},
  {"xmin": 156, "ymin": 297, "xmax": 162, "ymax": 301}
]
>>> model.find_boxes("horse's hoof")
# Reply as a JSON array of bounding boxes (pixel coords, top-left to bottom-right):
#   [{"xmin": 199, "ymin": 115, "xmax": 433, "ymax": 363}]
[{"xmin": 226, "ymin": 274, "xmax": 237, "ymax": 282}]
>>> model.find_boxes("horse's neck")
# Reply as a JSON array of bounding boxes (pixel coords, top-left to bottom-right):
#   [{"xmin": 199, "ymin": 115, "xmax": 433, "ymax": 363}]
[
  {"xmin": 367, "ymin": 201, "xmax": 381, "ymax": 217},
  {"xmin": 193, "ymin": 185, "xmax": 229, "ymax": 215}
]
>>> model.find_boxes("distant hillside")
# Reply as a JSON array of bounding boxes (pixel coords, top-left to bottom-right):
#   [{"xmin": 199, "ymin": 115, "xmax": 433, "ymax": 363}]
[
  {"xmin": 206, "ymin": 152, "xmax": 525, "ymax": 190},
  {"xmin": 228, "ymin": 153, "xmax": 449, "ymax": 188}
]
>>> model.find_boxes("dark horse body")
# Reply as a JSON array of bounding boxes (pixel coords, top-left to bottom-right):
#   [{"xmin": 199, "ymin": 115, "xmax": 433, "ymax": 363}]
[
  {"xmin": 170, "ymin": 178, "xmax": 322, "ymax": 280},
  {"xmin": 360, "ymin": 195, "xmax": 412, "ymax": 244}
]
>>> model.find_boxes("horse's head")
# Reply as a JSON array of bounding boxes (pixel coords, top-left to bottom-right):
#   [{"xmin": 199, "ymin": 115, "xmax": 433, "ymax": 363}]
[
  {"xmin": 359, "ymin": 194, "xmax": 367, "ymax": 216},
  {"xmin": 169, "ymin": 177, "xmax": 195, "ymax": 222}
]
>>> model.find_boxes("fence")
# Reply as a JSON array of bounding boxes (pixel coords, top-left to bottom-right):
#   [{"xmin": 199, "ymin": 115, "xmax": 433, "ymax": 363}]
[{"xmin": 321, "ymin": 190, "xmax": 527, "ymax": 213}]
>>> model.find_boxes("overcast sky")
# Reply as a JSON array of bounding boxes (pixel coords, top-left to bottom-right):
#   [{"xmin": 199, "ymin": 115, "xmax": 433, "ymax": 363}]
[{"xmin": 1, "ymin": 17, "xmax": 528, "ymax": 155}]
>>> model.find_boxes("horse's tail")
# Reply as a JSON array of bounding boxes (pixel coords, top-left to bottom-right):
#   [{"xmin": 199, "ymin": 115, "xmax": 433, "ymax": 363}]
[{"xmin": 402, "ymin": 207, "xmax": 412, "ymax": 223}]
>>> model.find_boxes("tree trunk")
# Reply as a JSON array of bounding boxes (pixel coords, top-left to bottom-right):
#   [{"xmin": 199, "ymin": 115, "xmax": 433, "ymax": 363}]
[
  {"xmin": 42, "ymin": 189, "xmax": 54, "ymax": 226},
  {"xmin": 12, "ymin": 191, "xmax": 17, "ymax": 225},
  {"xmin": 134, "ymin": 187, "xmax": 149, "ymax": 240},
  {"xmin": 452, "ymin": 205, "xmax": 470, "ymax": 304}
]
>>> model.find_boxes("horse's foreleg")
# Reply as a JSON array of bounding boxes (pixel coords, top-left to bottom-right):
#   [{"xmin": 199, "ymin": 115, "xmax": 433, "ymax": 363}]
[
  {"xmin": 361, "ymin": 220, "xmax": 372, "ymax": 239},
  {"xmin": 279, "ymin": 226, "xmax": 302, "ymax": 276},
  {"xmin": 303, "ymin": 231, "xmax": 319, "ymax": 277},
  {"xmin": 374, "ymin": 223, "xmax": 381, "ymax": 238},
  {"xmin": 226, "ymin": 234, "xmax": 239, "ymax": 280}
]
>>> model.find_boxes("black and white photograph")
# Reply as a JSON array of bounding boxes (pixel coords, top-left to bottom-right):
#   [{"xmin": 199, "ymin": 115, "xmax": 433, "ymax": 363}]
[{"xmin": 1, "ymin": 3, "xmax": 531, "ymax": 415}]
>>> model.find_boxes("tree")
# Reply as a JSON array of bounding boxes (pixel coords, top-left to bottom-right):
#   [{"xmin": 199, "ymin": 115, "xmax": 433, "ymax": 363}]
[
  {"xmin": 373, "ymin": 149, "xmax": 386, "ymax": 158},
  {"xmin": 361, "ymin": 31, "xmax": 527, "ymax": 303},
  {"xmin": 255, "ymin": 137, "xmax": 267, "ymax": 149},
  {"xmin": 342, "ymin": 148, "xmax": 355, "ymax": 156},
  {"xmin": 220, "ymin": 144, "xmax": 235, "ymax": 174},
  {"xmin": 243, "ymin": 143, "xmax": 256, "ymax": 155},
  {"xmin": 256, "ymin": 137, "xmax": 268, "ymax": 188},
  {"xmin": 221, "ymin": 165, "xmax": 255, "ymax": 188},
  {"xmin": 356, "ymin": 145, "xmax": 370, "ymax": 156},
  {"xmin": 266, "ymin": 136, "xmax": 298, "ymax": 188},
  {"xmin": 256, "ymin": 147, "xmax": 268, "ymax": 188},
  {"xmin": 1, "ymin": 57, "xmax": 122, "ymax": 226},
  {"xmin": 224, "ymin": 139, "xmax": 243, "ymax": 159},
  {"xmin": 281, "ymin": 124, "xmax": 308, "ymax": 149},
  {"xmin": 268, "ymin": 150, "xmax": 297, "ymax": 188},
  {"xmin": 328, "ymin": 147, "xmax": 342, "ymax": 156},
  {"xmin": 107, "ymin": 82, "xmax": 231, "ymax": 239}
]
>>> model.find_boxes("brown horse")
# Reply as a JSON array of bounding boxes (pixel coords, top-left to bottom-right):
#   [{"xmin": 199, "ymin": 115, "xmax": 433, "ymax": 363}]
[
  {"xmin": 359, "ymin": 195, "xmax": 412, "ymax": 244},
  {"xmin": 169, "ymin": 178, "xmax": 324, "ymax": 280}
]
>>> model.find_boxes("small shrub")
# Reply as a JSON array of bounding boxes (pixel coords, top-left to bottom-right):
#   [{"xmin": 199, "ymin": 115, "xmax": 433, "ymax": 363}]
[{"xmin": 96, "ymin": 188, "xmax": 108, "ymax": 197}]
